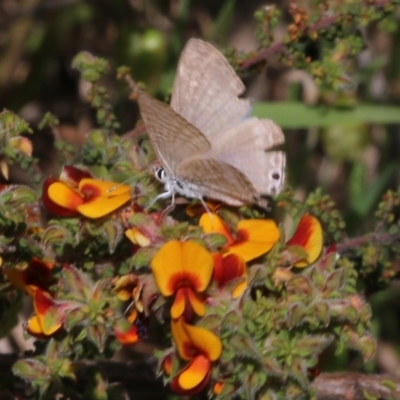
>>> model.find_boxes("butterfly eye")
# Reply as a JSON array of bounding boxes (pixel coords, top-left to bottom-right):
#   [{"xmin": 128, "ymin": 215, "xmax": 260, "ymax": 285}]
[{"xmin": 155, "ymin": 167, "xmax": 166, "ymax": 182}]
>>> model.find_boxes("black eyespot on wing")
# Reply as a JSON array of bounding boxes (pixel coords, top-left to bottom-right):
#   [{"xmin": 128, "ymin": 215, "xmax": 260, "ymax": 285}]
[{"xmin": 272, "ymin": 172, "xmax": 280, "ymax": 180}]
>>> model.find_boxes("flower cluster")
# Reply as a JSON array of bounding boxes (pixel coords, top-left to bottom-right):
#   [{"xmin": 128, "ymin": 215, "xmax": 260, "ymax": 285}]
[
  {"xmin": 145, "ymin": 210, "xmax": 323, "ymax": 395},
  {"xmin": 2, "ymin": 155, "xmax": 375, "ymax": 400}
]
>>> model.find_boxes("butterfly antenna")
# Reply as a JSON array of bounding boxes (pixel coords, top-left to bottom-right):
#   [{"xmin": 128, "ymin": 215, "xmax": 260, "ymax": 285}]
[
  {"xmin": 198, "ymin": 197, "xmax": 215, "ymax": 229},
  {"xmin": 107, "ymin": 171, "xmax": 149, "ymax": 194}
]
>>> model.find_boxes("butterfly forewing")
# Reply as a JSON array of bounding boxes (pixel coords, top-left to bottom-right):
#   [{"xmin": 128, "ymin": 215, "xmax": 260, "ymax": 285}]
[
  {"xmin": 136, "ymin": 89, "xmax": 210, "ymax": 174},
  {"xmin": 171, "ymin": 39, "xmax": 251, "ymax": 142}
]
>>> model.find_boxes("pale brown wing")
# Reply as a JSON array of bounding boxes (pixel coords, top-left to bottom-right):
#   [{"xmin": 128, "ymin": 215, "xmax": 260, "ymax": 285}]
[
  {"xmin": 175, "ymin": 157, "xmax": 262, "ymax": 207},
  {"xmin": 170, "ymin": 39, "xmax": 251, "ymax": 142},
  {"xmin": 207, "ymin": 118, "xmax": 286, "ymax": 195},
  {"xmin": 136, "ymin": 89, "xmax": 210, "ymax": 174}
]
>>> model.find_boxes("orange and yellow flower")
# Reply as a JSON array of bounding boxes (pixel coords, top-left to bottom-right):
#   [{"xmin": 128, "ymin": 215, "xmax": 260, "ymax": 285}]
[
  {"xmin": 200, "ymin": 213, "xmax": 280, "ymax": 262},
  {"xmin": 286, "ymin": 214, "xmax": 323, "ymax": 267},
  {"xmin": 170, "ymin": 317, "xmax": 222, "ymax": 394},
  {"xmin": 112, "ymin": 274, "xmax": 146, "ymax": 345},
  {"xmin": 5, "ymin": 257, "xmax": 54, "ymax": 297},
  {"xmin": 151, "ymin": 240, "xmax": 213, "ymax": 320},
  {"xmin": 42, "ymin": 165, "xmax": 131, "ymax": 218},
  {"xmin": 26, "ymin": 289, "xmax": 65, "ymax": 338},
  {"xmin": 114, "ymin": 319, "xmax": 140, "ymax": 345}
]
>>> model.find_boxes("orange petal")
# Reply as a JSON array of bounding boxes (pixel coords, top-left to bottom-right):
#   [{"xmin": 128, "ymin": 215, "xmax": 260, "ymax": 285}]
[
  {"xmin": 226, "ymin": 219, "xmax": 279, "ymax": 262},
  {"xmin": 162, "ymin": 355, "xmax": 173, "ymax": 376},
  {"xmin": 114, "ymin": 321, "xmax": 139, "ymax": 345},
  {"xmin": 213, "ymin": 382, "xmax": 224, "ymax": 395},
  {"xmin": 199, "ymin": 213, "xmax": 235, "ymax": 245},
  {"xmin": 47, "ymin": 181, "xmax": 84, "ymax": 211},
  {"xmin": 171, "ymin": 288, "xmax": 186, "ymax": 320},
  {"xmin": 178, "ymin": 355, "xmax": 211, "ymax": 390},
  {"xmin": 171, "ymin": 287, "xmax": 206, "ymax": 320},
  {"xmin": 286, "ymin": 215, "xmax": 323, "ymax": 267},
  {"xmin": 77, "ymin": 192, "xmax": 131, "ymax": 218},
  {"xmin": 151, "ymin": 240, "xmax": 213, "ymax": 297},
  {"xmin": 171, "ymin": 317, "xmax": 222, "ymax": 361},
  {"xmin": 186, "ymin": 288, "xmax": 206, "ymax": 317}
]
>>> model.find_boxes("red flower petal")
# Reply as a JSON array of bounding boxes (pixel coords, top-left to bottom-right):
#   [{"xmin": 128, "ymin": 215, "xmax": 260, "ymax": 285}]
[
  {"xmin": 213, "ymin": 253, "xmax": 247, "ymax": 298},
  {"xmin": 61, "ymin": 166, "xmax": 93, "ymax": 187}
]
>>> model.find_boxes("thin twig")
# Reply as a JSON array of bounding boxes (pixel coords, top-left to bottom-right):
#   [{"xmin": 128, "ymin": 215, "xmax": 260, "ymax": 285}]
[
  {"xmin": 238, "ymin": 0, "xmax": 392, "ymax": 71},
  {"xmin": 337, "ymin": 231, "xmax": 400, "ymax": 253}
]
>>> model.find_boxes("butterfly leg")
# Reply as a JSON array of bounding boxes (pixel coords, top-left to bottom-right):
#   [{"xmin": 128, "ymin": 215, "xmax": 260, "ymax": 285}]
[
  {"xmin": 145, "ymin": 189, "xmax": 174, "ymax": 210},
  {"xmin": 161, "ymin": 190, "xmax": 176, "ymax": 219}
]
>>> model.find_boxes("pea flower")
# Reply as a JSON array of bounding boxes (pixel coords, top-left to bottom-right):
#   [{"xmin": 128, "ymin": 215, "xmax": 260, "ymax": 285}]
[
  {"xmin": 170, "ymin": 317, "xmax": 222, "ymax": 394},
  {"xmin": 200, "ymin": 213, "xmax": 280, "ymax": 262},
  {"xmin": 42, "ymin": 165, "xmax": 131, "ymax": 218},
  {"xmin": 151, "ymin": 240, "xmax": 213, "ymax": 320},
  {"xmin": 286, "ymin": 214, "xmax": 323, "ymax": 267},
  {"xmin": 26, "ymin": 289, "xmax": 65, "ymax": 338},
  {"xmin": 5, "ymin": 257, "xmax": 54, "ymax": 296}
]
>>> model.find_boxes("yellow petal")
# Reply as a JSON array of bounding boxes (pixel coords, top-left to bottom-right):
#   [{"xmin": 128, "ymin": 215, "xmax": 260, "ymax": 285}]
[
  {"xmin": 48, "ymin": 181, "xmax": 84, "ymax": 210},
  {"xmin": 171, "ymin": 317, "xmax": 222, "ymax": 361},
  {"xmin": 77, "ymin": 192, "xmax": 131, "ymax": 218},
  {"xmin": 183, "ymin": 320, "xmax": 222, "ymax": 361},
  {"xmin": 151, "ymin": 240, "xmax": 213, "ymax": 297},
  {"xmin": 79, "ymin": 179, "xmax": 131, "ymax": 196},
  {"xmin": 125, "ymin": 227, "xmax": 151, "ymax": 247},
  {"xmin": 26, "ymin": 315, "xmax": 44, "ymax": 335},
  {"xmin": 226, "ymin": 219, "xmax": 279, "ymax": 262},
  {"xmin": 199, "ymin": 213, "xmax": 234, "ymax": 244}
]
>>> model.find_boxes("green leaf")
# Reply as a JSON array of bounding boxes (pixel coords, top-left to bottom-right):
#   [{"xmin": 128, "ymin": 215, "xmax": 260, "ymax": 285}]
[
  {"xmin": 13, "ymin": 359, "xmax": 49, "ymax": 381},
  {"xmin": 253, "ymin": 102, "xmax": 400, "ymax": 129},
  {"xmin": 102, "ymin": 220, "xmax": 123, "ymax": 253},
  {"xmin": 286, "ymin": 302, "xmax": 307, "ymax": 328},
  {"xmin": 286, "ymin": 357, "xmax": 308, "ymax": 388},
  {"xmin": 349, "ymin": 163, "xmax": 398, "ymax": 217}
]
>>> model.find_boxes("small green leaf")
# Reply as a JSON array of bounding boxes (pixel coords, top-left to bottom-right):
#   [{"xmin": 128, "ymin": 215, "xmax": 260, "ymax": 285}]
[{"xmin": 13, "ymin": 359, "xmax": 49, "ymax": 381}]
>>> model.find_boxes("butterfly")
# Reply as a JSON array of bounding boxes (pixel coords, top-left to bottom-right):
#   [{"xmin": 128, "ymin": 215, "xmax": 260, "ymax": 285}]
[{"xmin": 134, "ymin": 38, "xmax": 285, "ymax": 208}]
